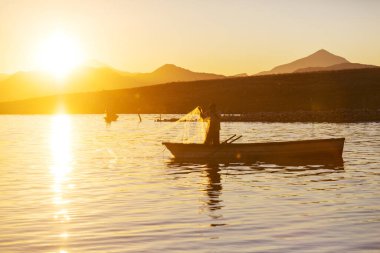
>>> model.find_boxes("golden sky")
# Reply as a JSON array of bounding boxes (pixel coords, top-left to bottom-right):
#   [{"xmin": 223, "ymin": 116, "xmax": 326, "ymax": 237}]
[{"xmin": 1, "ymin": 0, "xmax": 379, "ymax": 75}]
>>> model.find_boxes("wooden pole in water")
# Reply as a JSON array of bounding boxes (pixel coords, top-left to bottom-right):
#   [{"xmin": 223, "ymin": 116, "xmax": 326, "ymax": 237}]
[{"xmin": 138, "ymin": 113, "xmax": 142, "ymax": 122}]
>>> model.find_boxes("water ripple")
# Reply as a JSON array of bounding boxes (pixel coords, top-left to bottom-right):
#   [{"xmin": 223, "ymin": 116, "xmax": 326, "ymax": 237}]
[{"xmin": 0, "ymin": 115, "xmax": 379, "ymax": 252}]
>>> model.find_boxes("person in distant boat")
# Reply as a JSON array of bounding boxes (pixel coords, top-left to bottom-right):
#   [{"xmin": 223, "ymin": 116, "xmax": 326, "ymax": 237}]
[
  {"xmin": 198, "ymin": 103, "xmax": 221, "ymax": 145},
  {"xmin": 104, "ymin": 107, "xmax": 118, "ymax": 123}
]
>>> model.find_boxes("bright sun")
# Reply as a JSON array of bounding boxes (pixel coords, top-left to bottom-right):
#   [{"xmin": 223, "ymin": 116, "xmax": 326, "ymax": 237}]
[{"xmin": 36, "ymin": 31, "xmax": 84, "ymax": 80}]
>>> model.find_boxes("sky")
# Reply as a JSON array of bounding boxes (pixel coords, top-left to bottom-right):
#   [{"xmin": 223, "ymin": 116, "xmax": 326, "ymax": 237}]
[{"xmin": 0, "ymin": 0, "xmax": 379, "ymax": 75}]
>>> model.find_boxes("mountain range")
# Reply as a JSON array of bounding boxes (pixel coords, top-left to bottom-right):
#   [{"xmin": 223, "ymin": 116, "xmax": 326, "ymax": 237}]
[
  {"xmin": 1, "ymin": 68, "xmax": 379, "ymax": 115},
  {"xmin": 256, "ymin": 49, "xmax": 378, "ymax": 75},
  {"xmin": 125, "ymin": 64, "xmax": 225, "ymax": 84},
  {"xmin": 0, "ymin": 49, "xmax": 378, "ymax": 102},
  {"xmin": 0, "ymin": 64, "xmax": 226, "ymax": 102},
  {"xmin": 294, "ymin": 62, "xmax": 379, "ymax": 73}
]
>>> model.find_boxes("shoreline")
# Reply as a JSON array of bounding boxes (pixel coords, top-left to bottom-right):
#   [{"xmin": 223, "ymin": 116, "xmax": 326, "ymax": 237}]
[
  {"xmin": 1, "ymin": 110, "xmax": 380, "ymax": 123},
  {"xmin": 155, "ymin": 110, "xmax": 380, "ymax": 123}
]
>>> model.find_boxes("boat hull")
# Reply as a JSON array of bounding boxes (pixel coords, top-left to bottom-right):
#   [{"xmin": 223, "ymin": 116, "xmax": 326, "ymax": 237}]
[
  {"xmin": 163, "ymin": 138, "xmax": 345, "ymax": 163},
  {"xmin": 104, "ymin": 115, "xmax": 118, "ymax": 123}
]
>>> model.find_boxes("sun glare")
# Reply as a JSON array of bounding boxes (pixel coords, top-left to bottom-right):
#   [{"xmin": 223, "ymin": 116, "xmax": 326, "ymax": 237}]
[
  {"xmin": 36, "ymin": 31, "xmax": 84, "ymax": 80},
  {"xmin": 50, "ymin": 114, "xmax": 72, "ymax": 178}
]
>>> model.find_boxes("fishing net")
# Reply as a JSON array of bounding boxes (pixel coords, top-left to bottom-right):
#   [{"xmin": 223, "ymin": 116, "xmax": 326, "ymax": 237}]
[
  {"xmin": 175, "ymin": 107, "xmax": 210, "ymax": 143},
  {"xmin": 103, "ymin": 106, "xmax": 210, "ymax": 145},
  {"xmin": 147, "ymin": 107, "xmax": 210, "ymax": 144}
]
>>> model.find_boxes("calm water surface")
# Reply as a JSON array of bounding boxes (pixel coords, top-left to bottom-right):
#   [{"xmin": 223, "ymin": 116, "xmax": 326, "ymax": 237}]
[{"xmin": 0, "ymin": 115, "xmax": 379, "ymax": 252}]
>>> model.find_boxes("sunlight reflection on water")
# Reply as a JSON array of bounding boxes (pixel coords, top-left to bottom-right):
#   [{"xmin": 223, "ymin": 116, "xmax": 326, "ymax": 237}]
[
  {"xmin": 0, "ymin": 115, "xmax": 379, "ymax": 252},
  {"xmin": 50, "ymin": 114, "xmax": 73, "ymax": 253},
  {"xmin": 50, "ymin": 114, "xmax": 72, "ymax": 178}
]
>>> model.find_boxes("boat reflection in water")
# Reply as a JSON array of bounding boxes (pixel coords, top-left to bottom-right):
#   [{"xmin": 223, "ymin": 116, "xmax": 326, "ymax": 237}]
[
  {"xmin": 166, "ymin": 158, "xmax": 344, "ymax": 227},
  {"xmin": 203, "ymin": 162, "xmax": 223, "ymax": 212}
]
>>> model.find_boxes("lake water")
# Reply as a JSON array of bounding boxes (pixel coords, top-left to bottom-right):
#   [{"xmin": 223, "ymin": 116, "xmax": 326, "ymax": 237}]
[{"xmin": 0, "ymin": 115, "xmax": 379, "ymax": 252}]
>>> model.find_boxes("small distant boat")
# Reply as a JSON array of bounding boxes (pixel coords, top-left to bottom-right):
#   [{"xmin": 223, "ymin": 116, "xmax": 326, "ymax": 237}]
[
  {"xmin": 163, "ymin": 138, "xmax": 345, "ymax": 163},
  {"xmin": 104, "ymin": 114, "xmax": 118, "ymax": 123}
]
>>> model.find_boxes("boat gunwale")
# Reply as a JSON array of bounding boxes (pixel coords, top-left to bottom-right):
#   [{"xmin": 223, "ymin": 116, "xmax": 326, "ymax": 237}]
[{"xmin": 162, "ymin": 137, "xmax": 345, "ymax": 147}]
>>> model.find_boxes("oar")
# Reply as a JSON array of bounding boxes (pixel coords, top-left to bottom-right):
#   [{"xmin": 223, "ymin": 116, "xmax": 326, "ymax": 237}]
[
  {"xmin": 204, "ymin": 135, "xmax": 242, "ymax": 159},
  {"xmin": 221, "ymin": 134, "xmax": 236, "ymax": 144},
  {"xmin": 227, "ymin": 135, "xmax": 242, "ymax": 144}
]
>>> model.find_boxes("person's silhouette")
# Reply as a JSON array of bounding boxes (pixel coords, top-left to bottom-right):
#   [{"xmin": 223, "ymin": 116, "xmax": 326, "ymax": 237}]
[{"xmin": 198, "ymin": 104, "xmax": 221, "ymax": 145}]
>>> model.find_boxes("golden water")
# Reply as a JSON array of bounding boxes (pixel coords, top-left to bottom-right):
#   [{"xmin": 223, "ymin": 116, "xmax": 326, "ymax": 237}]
[{"xmin": 0, "ymin": 115, "xmax": 379, "ymax": 252}]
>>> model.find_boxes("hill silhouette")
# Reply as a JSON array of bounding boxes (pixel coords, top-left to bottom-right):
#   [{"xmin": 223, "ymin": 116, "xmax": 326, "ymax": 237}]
[
  {"xmin": 0, "ymin": 67, "xmax": 143, "ymax": 102},
  {"xmin": 295, "ymin": 62, "xmax": 379, "ymax": 73},
  {"xmin": 1, "ymin": 68, "xmax": 379, "ymax": 119},
  {"xmin": 128, "ymin": 64, "xmax": 225, "ymax": 84},
  {"xmin": 0, "ymin": 71, "xmax": 59, "ymax": 102},
  {"xmin": 1, "ymin": 50, "xmax": 378, "ymax": 103},
  {"xmin": 230, "ymin": 73, "xmax": 248, "ymax": 77},
  {"xmin": 0, "ymin": 64, "xmax": 225, "ymax": 102},
  {"xmin": 257, "ymin": 49, "xmax": 352, "ymax": 75}
]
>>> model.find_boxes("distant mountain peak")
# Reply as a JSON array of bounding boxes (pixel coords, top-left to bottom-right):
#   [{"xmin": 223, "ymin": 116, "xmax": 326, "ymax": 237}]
[
  {"xmin": 153, "ymin": 64, "xmax": 189, "ymax": 74},
  {"xmin": 139, "ymin": 64, "xmax": 225, "ymax": 83},
  {"xmin": 315, "ymin": 49, "xmax": 329, "ymax": 54},
  {"xmin": 256, "ymin": 49, "xmax": 350, "ymax": 75},
  {"xmin": 311, "ymin": 49, "xmax": 331, "ymax": 57},
  {"xmin": 160, "ymin": 63, "xmax": 178, "ymax": 68},
  {"xmin": 310, "ymin": 49, "xmax": 347, "ymax": 59}
]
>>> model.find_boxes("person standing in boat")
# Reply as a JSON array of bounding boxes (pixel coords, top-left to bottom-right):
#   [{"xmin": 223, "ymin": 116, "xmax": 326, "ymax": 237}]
[
  {"xmin": 104, "ymin": 107, "xmax": 118, "ymax": 123},
  {"xmin": 198, "ymin": 103, "xmax": 221, "ymax": 145}
]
